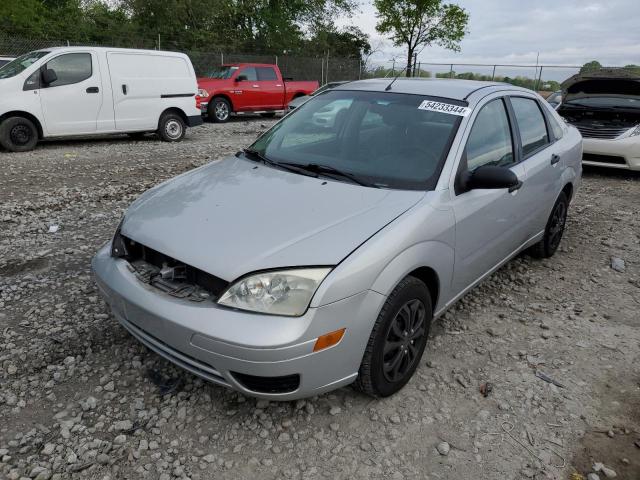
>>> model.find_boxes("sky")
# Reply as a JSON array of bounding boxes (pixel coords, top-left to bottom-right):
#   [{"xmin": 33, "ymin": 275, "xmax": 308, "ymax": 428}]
[{"xmin": 337, "ymin": 0, "xmax": 640, "ymax": 80}]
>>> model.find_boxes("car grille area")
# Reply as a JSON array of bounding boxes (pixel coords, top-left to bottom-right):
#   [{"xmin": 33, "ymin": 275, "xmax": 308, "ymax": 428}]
[
  {"xmin": 114, "ymin": 233, "xmax": 228, "ymax": 302},
  {"xmin": 583, "ymin": 153, "xmax": 627, "ymax": 165},
  {"xmin": 232, "ymin": 372, "xmax": 301, "ymax": 394},
  {"xmin": 573, "ymin": 124, "xmax": 630, "ymax": 139}
]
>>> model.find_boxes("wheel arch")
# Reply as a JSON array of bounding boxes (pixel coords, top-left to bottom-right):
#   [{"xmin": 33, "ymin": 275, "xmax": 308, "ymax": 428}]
[
  {"xmin": 158, "ymin": 107, "xmax": 188, "ymax": 126},
  {"xmin": 211, "ymin": 94, "xmax": 234, "ymax": 112},
  {"xmin": 0, "ymin": 111, "xmax": 44, "ymax": 139},
  {"xmin": 292, "ymin": 92, "xmax": 306, "ymax": 99},
  {"xmin": 561, "ymin": 182, "xmax": 574, "ymax": 203}
]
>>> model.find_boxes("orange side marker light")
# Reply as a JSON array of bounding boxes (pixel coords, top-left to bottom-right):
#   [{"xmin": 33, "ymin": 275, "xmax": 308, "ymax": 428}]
[{"xmin": 313, "ymin": 328, "xmax": 346, "ymax": 352}]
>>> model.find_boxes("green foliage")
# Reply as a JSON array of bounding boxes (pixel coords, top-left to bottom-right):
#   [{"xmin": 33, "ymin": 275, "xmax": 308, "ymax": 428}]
[
  {"xmin": 0, "ymin": 0, "xmax": 368, "ymax": 58},
  {"xmin": 435, "ymin": 71, "xmax": 561, "ymax": 92},
  {"xmin": 580, "ymin": 60, "xmax": 602, "ymax": 73},
  {"xmin": 374, "ymin": 0, "xmax": 468, "ymax": 76}
]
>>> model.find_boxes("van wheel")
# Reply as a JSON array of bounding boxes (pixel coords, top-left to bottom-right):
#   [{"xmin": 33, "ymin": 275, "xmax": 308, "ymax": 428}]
[
  {"xmin": 210, "ymin": 97, "xmax": 231, "ymax": 123},
  {"xmin": 0, "ymin": 116, "xmax": 39, "ymax": 152},
  {"xmin": 353, "ymin": 276, "xmax": 432, "ymax": 397},
  {"xmin": 529, "ymin": 192, "xmax": 568, "ymax": 259},
  {"xmin": 158, "ymin": 113, "xmax": 186, "ymax": 142},
  {"xmin": 260, "ymin": 112, "xmax": 276, "ymax": 118}
]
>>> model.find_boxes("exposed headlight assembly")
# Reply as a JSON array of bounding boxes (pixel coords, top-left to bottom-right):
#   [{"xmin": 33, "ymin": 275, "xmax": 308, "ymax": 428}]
[
  {"xmin": 218, "ymin": 268, "xmax": 331, "ymax": 316},
  {"xmin": 111, "ymin": 217, "xmax": 128, "ymax": 258}
]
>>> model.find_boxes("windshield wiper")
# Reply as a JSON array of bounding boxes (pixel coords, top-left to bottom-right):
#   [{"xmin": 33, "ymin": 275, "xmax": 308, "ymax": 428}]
[
  {"xmin": 278, "ymin": 162, "xmax": 378, "ymax": 188},
  {"xmin": 241, "ymin": 149, "xmax": 316, "ymax": 176}
]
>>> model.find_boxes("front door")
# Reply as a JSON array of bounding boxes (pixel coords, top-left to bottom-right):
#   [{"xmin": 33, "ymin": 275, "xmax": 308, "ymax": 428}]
[
  {"xmin": 255, "ymin": 66, "xmax": 284, "ymax": 109},
  {"xmin": 39, "ymin": 52, "xmax": 102, "ymax": 135},
  {"xmin": 234, "ymin": 67, "xmax": 260, "ymax": 110},
  {"xmin": 450, "ymin": 97, "xmax": 530, "ymax": 294}
]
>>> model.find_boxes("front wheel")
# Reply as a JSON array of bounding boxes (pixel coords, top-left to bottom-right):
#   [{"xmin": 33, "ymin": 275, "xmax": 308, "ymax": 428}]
[
  {"xmin": 529, "ymin": 191, "xmax": 568, "ymax": 258},
  {"xmin": 353, "ymin": 276, "xmax": 432, "ymax": 397},
  {"xmin": 157, "ymin": 112, "xmax": 186, "ymax": 142},
  {"xmin": 210, "ymin": 97, "xmax": 231, "ymax": 123},
  {"xmin": 0, "ymin": 116, "xmax": 39, "ymax": 152}
]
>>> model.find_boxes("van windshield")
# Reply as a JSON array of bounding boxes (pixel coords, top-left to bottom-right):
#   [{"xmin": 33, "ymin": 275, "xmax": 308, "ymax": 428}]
[
  {"xmin": 206, "ymin": 66, "xmax": 238, "ymax": 79},
  {"xmin": 0, "ymin": 51, "xmax": 49, "ymax": 79},
  {"xmin": 249, "ymin": 90, "xmax": 463, "ymax": 190}
]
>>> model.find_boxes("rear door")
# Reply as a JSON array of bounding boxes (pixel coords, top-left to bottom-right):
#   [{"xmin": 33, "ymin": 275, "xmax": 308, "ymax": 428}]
[
  {"xmin": 506, "ymin": 96, "xmax": 562, "ymax": 235},
  {"xmin": 39, "ymin": 51, "xmax": 103, "ymax": 135},
  {"xmin": 256, "ymin": 66, "xmax": 284, "ymax": 109},
  {"xmin": 449, "ymin": 97, "xmax": 529, "ymax": 293},
  {"xmin": 108, "ymin": 52, "xmax": 194, "ymax": 130}
]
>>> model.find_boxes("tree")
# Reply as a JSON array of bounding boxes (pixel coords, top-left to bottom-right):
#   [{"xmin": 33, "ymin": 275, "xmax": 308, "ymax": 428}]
[
  {"xmin": 580, "ymin": 60, "xmax": 602, "ymax": 73},
  {"xmin": 374, "ymin": 0, "xmax": 468, "ymax": 77}
]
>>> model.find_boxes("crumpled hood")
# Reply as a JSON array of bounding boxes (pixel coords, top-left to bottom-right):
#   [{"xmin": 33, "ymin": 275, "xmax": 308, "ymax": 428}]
[
  {"xmin": 561, "ymin": 69, "xmax": 640, "ymax": 103},
  {"xmin": 122, "ymin": 157, "xmax": 424, "ymax": 281}
]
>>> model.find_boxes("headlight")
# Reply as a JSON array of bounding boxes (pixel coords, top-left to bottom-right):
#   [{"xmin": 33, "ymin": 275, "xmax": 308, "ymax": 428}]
[
  {"xmin": 197, "ymin": 88, "xmax": 209, "ymax": 98},
  {"xmin": 218, "ymin": 268, "xmax": 331, "ymax": 316},
  {"xmin": 629, "ymin": 125, "xmax": 640, "ymax": 137},
  {"xmin": 111, "ymin": 217, "xmax": 127, "ymax": 258}
]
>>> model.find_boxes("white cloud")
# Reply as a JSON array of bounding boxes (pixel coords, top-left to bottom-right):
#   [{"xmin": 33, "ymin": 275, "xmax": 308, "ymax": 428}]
[{"xmin": 338, "ymin": 0, "xmax": 640, "ymax": 68}]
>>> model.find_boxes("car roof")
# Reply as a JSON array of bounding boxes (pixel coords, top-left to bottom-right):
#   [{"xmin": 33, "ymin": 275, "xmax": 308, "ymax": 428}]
[
  {"xmin": 333, "ymin": 78, "xmax": 530, "ymax": 102},
  {"xmin": 35, "ymin": 46, "xmax": 187, "ymax": 56}
]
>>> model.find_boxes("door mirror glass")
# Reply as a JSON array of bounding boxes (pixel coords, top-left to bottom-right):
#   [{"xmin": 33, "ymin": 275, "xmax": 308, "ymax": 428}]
[
  {"xmin": 235, "ymin": 74, "xmax": 248, "ymax": 82},
  {"xmin": 41, "ymin": 68, "xmax": 57, "ymax": 85},
  {"xmin": 465, "ymin": 165, "xmax": 520, "ymax": 191}
]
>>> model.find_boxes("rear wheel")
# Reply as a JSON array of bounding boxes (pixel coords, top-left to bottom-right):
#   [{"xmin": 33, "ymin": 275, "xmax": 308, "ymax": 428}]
[
  {"xmin": 157, "ymin": 112, "xmax": 186, "ymax": 142},
  {"xmin": 0, "ymin": 116, "xmax": 39, "ymax": 152},
  {"xmin": 354, "ymin": 276, "xmax": 432, "ymax": 397},
  {"xmin": 529, "ymin": 192, "xmax": 568, "ymax": 258},
  {"xmin": 210, "ymin": 97, "xmax": 231, "ymax": 123}
]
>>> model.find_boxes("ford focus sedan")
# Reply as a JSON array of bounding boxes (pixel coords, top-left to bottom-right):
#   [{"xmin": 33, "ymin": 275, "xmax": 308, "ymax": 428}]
[{"xmin": 92, "ymin": 78, "xmax": 582, "ymax": 400}]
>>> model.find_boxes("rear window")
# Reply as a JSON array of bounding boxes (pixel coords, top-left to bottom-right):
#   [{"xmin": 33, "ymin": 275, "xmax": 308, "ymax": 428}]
[
  {"xmin": 257, "ymin": 67, "xmax": 278, "ymax": 81},
  {"xmin": 511, "ymin": 97, "xmax": 550, "ymax": 156}
]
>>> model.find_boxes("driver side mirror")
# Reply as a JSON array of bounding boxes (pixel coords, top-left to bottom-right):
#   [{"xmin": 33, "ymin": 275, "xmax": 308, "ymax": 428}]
[
  {"xmin": 463, "ymin": 165, "xmax": 521, "ymax": 192},
  {"xmin": 41, "ymin": 68, "xmax": 57, "ymax": 86},
  {"xmin": 235, "ymin": 75, "xmax": 248, "ymax": 82}
]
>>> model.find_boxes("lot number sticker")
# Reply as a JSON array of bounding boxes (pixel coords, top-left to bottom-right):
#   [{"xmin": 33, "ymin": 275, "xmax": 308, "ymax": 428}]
[{"xmin": 418, "ymin": 100, "xmax": 471, "ymax": 116}]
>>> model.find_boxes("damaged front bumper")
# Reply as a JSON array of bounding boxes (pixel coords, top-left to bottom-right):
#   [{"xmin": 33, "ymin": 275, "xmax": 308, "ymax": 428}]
[{"xmin": 91, "ymin": 243, "xmax": 383, "ymax": 400}]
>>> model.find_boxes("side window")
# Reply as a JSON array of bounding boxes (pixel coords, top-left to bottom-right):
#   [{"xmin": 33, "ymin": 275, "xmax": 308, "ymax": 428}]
[
  {"xmin": 511, "ymin": 97, "xmax": 550, "ymax": 156},
  {"xmin": 256, "ymin": 67, "xmax": 278, "ymax": 81},
  {"xmin": 466, "ymin": 99, "xmax": 514, "ymax": 171},
  {"xmin": 44, "ymin": 53, "xmax": 92, "ymax": 87},
  {"xmin": 547, "ymin": 113, "xmax": 564, "ymax": 140},
  {"xmin": 239, "ymin": 67, "xmax": 257, "ymax": 81}
]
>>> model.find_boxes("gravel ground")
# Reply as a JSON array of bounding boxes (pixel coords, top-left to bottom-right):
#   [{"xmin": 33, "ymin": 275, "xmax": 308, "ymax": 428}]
[{"xmin": 1, "ymin": 118, "xmax": 639, "ymax": 480}]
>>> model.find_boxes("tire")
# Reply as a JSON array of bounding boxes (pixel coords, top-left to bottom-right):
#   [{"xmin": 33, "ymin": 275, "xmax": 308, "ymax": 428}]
[
  {"xmin": 260, "ymin": 112, "xmax": 276, "ymax": 118},
  {"xmin": 0, "ymin": 116, "xmax": 39, "ymax": 152},
  {"xmin": 529, "ymin": 192, "xmax": 569, "ymax": 259},
  {"xmin": 353, "ymin": 276, "xmax": 432, "ymax": 397},
  {"xmin": 157, "ymin": 112, "xmax": 186, "ymax": 142},
  {"xmin": 210, "ymin": 97, "xmax": 231, "ymax": 123}
]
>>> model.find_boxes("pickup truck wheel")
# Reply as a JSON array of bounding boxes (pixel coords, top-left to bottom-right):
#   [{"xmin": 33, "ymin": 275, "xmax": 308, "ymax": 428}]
[
  {"xmin": 529, "ymin": 192, "xmax": 568, "ymax": 259},
  {"xmin": 354, "ymin": 276, "xmax": 432, "ymax": 397},
  {"xmin": 211, "ymin": 97, "xmax": 231, "ymax": 123},
  {"xmin": 0, "ymin": 116, "xmax": 39, "ymax": 152},
  {"xmin": 157, "ymin": 113, "xmax": 186, "ymax": 142},
  {"xmin": 260, "ymin": 112, "xmax": 276, "ymax": 118}
]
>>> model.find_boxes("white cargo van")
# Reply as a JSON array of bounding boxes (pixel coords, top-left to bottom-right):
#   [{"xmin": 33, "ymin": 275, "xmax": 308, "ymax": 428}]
[{"xmin": 0, "ymin": 47, "xmax": 203, "ymax": 152}]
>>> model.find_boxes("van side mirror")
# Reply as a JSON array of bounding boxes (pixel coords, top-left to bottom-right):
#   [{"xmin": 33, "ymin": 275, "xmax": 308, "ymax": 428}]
[
  {"xmin": 235, "ymin": 75, "xmax": 248, "ymax": 82},
  {"xmin": 41, "ymin": 68, "xmax": 57, "ymax": 86},
  {"xmin": 464, "ymin": 165, "xmax": 521, "ymax": 191}
]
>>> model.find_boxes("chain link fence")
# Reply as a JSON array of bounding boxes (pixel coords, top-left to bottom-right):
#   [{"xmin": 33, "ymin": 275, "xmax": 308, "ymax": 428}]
[{"xmin": 0, "ymin": 34, "xmax": 361, "ymax": 84}]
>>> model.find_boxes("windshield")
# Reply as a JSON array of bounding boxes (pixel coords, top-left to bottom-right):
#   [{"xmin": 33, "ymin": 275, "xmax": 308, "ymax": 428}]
[
  {"xmin": 249, "ymin": 90, "xmax": 463, "ymax": 190},
  {"xmin": 0, "ymin": 51, "xmax": 49, "ymax": 79},
  {"xmin": 206, "ymin": 66, "xmax": 238, "ymax": 79}
]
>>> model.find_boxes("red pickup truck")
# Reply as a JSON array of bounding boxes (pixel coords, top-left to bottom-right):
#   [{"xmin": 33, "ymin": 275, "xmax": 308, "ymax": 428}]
[{"xmin": 197, "ymin": 63, "xmax": 319, "ymax": 123}]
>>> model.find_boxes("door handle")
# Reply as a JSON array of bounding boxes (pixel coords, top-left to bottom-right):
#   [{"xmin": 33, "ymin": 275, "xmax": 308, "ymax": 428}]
[
  {"xmin": 550, "ymin": 154, "xmax": 560, "ymax": 165},
  {"xmin": 252, "ymin": 84, "xmax": 259, "ymax": 88},
  {"xmin": 122, "ymin": 84, "xmax": 128, "ymax": 95},
  {"xmin": 508, "ymin": 180, "xmax": 523, "ymax": 193},
  {"xmin": 86, "ymin": 86, "xmax": 99, "ymax": 93}
]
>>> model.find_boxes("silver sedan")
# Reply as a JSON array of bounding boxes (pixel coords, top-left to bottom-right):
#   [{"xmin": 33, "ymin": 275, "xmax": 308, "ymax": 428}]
[{"xmin": 92, "ymin": 78, "xmax": 582, "ymax": 400}]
